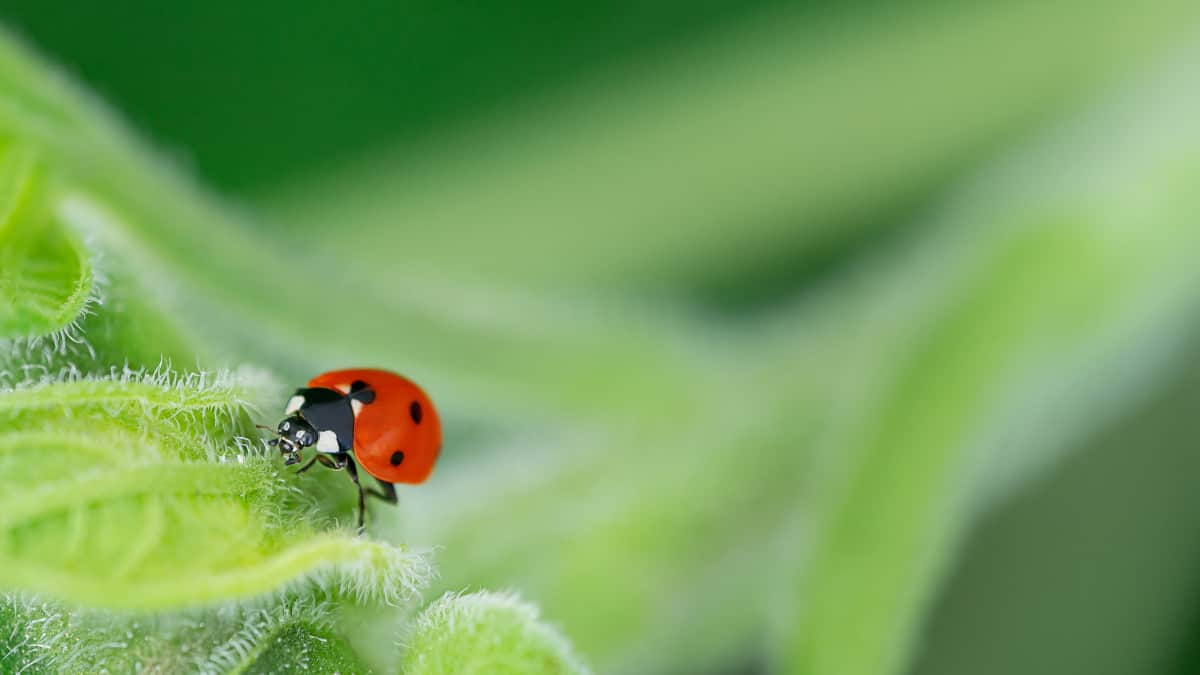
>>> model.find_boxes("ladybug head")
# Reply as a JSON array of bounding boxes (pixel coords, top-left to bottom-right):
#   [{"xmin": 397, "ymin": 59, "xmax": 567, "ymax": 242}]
[{"xmin": 267, "ymin": 415, "xmax": 318, "ymax": 464}]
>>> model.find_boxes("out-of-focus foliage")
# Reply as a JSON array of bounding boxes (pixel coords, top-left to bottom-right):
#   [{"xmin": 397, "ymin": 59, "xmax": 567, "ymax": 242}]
[
  {"xmin": 1, "ymin": 1, "xmax": 1200, "ymax": 674},
  {"xmin": 269, "ymin": 0, "xmax": 1200, "ymax": 300},
  {"xmin": 914, "ymin": 361, "xmax": 1200, "ymax": 675},
  {"xmin": 0, "ymin": 143, "xmax": 91, "ymax": 338}
]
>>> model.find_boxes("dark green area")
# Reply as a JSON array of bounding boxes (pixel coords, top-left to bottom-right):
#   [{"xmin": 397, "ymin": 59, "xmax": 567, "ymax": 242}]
[
  {"xmin": 0, "ymin": 1, "xmax": 789, "ymax": 193},
  {"xmin": 913, "ymin": 342, "xmax": 1200, "ymax": 675}
]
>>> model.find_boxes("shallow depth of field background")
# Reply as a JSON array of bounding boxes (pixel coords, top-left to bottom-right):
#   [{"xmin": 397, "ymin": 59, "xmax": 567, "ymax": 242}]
[{"xmin": 6, "ymin": 2, "xmax": 1200, "ymax": 674}]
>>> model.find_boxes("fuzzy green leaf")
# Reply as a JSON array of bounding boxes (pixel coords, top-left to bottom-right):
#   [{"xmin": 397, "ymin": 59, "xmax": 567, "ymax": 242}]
[
  {"xmin": 402, "ymin": 591, "xmax": 590, "ymax": 675},
  {"xmin": 0, "ymin": 594, "xmax": 371, "ymax": 674},
  {"xmin": 0, "ymin": 140, "xmax": 93, "ymax": 340},
  {"xmin": 0, "ymin": 371, "xmax": 432, "ymax": 610},
  {"xmin": 234, "ymin": 622, "xmax": 369, "ymax": 675}
]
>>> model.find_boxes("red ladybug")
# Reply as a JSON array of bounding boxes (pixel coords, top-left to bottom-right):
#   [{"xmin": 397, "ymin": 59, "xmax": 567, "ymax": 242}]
[{"xmin": 266, "ymin": 368, "xmax": 441, "ymax": 530}]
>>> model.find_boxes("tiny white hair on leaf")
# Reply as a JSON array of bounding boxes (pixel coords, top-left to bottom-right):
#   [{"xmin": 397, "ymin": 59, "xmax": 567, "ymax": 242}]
[{"xmin": 401, "ymin": 589, "xmax": 592, "ymax": 675}]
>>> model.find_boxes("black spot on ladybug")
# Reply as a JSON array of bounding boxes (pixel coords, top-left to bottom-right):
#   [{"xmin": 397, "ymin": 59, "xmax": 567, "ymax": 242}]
[
  {"xmin": 390, "ymin": 451, "xmax": 405, "ymax": 466},
  {"xmin": 349, "ymin": 380, "xmax": 376, "ymax": 404},
  {"xmin": 410, "ymin": 401, "xmax": 423, "ymax": 424}
]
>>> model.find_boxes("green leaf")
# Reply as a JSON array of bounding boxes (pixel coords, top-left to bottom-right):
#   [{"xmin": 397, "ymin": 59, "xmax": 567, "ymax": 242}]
[
  {"xmin": 0, "ymin": 371, "xmax": 433, "ymax": 610},
  {"xmin": 234, "ymin": 621, "xmax": 370, "ymax": 675},
  {"xmin": 778, "ymin": 48, "xmax": 1200, "ymax": 675},
  {"xmin": 0, "ymin": 140, "xmax": 93, "ymax": 341},
  {"xmin": 0, "ymin": 594, "xmax": 371, "ymax": 674},
  {"xmin": 402, "ymin": 591, "xmax": 590, "ymax": 675}
]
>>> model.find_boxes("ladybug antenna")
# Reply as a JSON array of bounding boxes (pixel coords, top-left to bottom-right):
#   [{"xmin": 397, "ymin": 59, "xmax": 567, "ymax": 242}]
[{"xmin": 255, "ymin": 423, "xmax": 275, "ymax": 432}]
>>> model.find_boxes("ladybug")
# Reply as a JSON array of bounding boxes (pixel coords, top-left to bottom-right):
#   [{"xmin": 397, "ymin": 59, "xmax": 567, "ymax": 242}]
[{"xmin": 265, "ymin": 368, "xmax": 441, "ymax": 531}]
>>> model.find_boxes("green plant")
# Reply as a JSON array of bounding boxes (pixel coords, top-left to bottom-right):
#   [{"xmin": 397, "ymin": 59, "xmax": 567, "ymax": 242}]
[
  {"xmin": 4, "ymin": 2, "xmax": 1200, "ymax": 673},
  {"xmin": 0, "ymin": 32, "xmax": 587, "ymax": 675}
]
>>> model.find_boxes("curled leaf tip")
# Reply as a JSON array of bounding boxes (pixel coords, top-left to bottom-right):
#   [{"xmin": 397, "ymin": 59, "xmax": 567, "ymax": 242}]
[{"xmin": 403, "ymin": 590, "xmax": 591, "ymax": 675}]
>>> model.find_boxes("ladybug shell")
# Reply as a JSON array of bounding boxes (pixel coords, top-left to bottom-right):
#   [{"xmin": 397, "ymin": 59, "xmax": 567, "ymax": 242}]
[{"xmin": 307, "ymin": 368, "xmax": 441, "ymax": 484}]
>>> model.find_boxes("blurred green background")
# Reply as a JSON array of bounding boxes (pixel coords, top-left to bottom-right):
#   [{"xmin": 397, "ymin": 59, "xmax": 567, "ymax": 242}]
[
  {"xmin": 6, "ymin": 2, "xmax": 1200, "ymax": 674},
  {"xmin": 1, "ymin": 0, "xmax": 785, "ymax": 194}
]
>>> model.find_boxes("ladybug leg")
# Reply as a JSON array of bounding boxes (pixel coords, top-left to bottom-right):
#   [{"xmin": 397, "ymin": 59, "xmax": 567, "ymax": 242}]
[
  {"xmin": 366, "ymin": 479, "xmax": 397, "ymax": 505},
  {"xmin": 294, "ymin": 456, "xmax": 320, "ymax": 475},
  {"xmin": 343, "ymin": 457, "xmax": 368, "ymax": 533},
  {"xmin": 296, "ymin": 454, "xmax": 339, "ymax": 475}
]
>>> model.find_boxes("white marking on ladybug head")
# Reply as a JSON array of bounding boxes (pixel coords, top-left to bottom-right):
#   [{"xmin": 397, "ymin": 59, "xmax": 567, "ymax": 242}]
[
  {"xmin": 350, "ymin": 399, "xmax": 364, "ymax": 416},
  {"xmin": 316, "ymin": 430, "xmax": 340, "ymax": 454},
  {"xmin": 333, "ymin": 383, "xmax": 351, "ymax": 394},
  {"xmin": 285, "ymin": 395, "xmax": 304, "ymax": 415}
]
